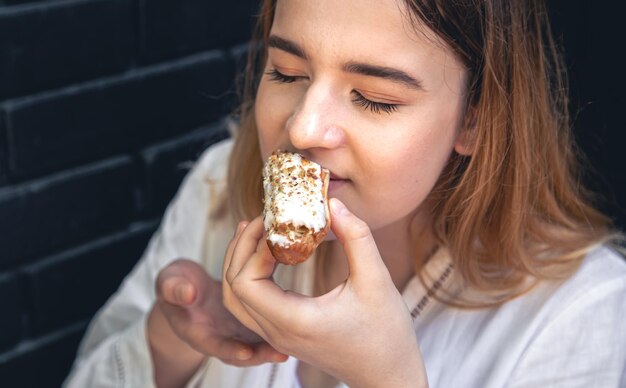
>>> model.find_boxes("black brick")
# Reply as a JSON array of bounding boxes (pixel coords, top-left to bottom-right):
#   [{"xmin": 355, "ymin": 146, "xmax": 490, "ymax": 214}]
[
  {"xmin": 142, "ymin": 122, "xmax": 230, "ymax": 216},
  {"xmin": 0, "ymin": 0, "xmax": 134, "ymax": 100},
  {"xmin": 0, "ymin": 110, "xmax": 7, "ymax": 186},
  {"xmin": 1, "ymin": 0, "xmax": 52, "ymax": 5},
  {"xmin": 0, "ymin": 156, "xmax": 136, "ymax": 269},
  {"xmin": 23, "ymin": 220, "xmax": 158, "ymax": 336},
  {"xmin": 138, "ymin": 0, "xmax": 259, "ymax": 64},
  {"xmin": 0, "ymin": 322, "xmax": 87, "ymax": 388},
  {"xmin": 4, "ymin": 51, "xmax": 232, "ymax": 181},
  {"xmin": 225, "ymin": 42, "xmax": 250, "ymax": 113},
  {"xmin": 230, "ymin": 43, "xmax": 250, "ymax": 79},
  {"xmin": 0, "ymin": 272, "xmax": 22, "ymax": 352}
]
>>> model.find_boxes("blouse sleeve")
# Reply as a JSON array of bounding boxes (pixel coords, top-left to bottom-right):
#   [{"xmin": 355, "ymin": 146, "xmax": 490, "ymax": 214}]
[
  {"xmin": 63, "ymin": 139, "xmax": 233, "ymax": 388},
  {"xmin": 505, "ymin": 270, "xmax": 626, "ymax": 388}
]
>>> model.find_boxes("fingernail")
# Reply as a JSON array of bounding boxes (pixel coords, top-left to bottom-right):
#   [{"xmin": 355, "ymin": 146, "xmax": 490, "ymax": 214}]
[
  {"xmin": 175, "ymin": 283, "xmax": 190, "ymax": 304},
  {"xmin": 274, "ymin": 354, "xmax": 288, "ymax": 362},
  {"xmin": 236, "ymin": 348, "xmax": 252, "ymax": 360},
  {"xmin": 330, "ymin": 198, "xmax": 349, "ymax": 216}
]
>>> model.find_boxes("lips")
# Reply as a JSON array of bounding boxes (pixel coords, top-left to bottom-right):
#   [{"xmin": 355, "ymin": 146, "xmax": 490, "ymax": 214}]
[
  {"xmin": 328, "ymin": 171, "xmax": 349, "ymax": 193},
  {"xmin": 329, "ymin": 172, "xmax": 348, "ymax": 181}
]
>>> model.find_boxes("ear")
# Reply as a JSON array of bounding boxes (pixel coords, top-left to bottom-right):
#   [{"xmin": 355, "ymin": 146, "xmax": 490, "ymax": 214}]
[{"xmin": 453, "ymin": 109, "xmax": 477, "ymax": 156}]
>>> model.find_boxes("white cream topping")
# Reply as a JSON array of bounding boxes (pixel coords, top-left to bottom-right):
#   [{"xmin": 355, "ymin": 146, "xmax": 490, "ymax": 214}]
[{"xmin": 263, "ymin": 151, "xmax": 327, "ymax": 248}]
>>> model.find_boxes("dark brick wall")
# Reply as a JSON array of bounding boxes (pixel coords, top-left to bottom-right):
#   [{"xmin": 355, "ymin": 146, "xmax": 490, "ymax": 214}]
[
  {"xmin": 550, "ymin": 1, "xmax": 626, "ymax": 231},
  {"xmin": 0, "ymin": 0, "xmax": 257, "ymax": 386},
  {"xmin": 0, "ymin": 1, "xmax": 623, "ymax": 387}
]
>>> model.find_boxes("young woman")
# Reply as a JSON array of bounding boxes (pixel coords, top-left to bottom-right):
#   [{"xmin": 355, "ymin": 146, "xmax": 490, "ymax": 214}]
[{"xmin": 65, "ymin": 0, "xmax": 626, "ymax": 387}]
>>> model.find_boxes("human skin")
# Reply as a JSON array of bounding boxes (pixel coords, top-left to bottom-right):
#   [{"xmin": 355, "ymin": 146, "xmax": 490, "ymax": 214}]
[
  {"xmin": 147, "ymin": 254, "xmax": 287, "ymax": 388},
  {"xmin": 223, "ymin": 0, "xmax": 472, "ymax": 386},
  {"xmin": 149, "ymin": 0, "xmax": 472, "ymax": 386},
  {"xmin": 255, "ymin": 0, "xmax": 471, "ymax": 290},
  {"xmin": 255, "ymin": 0, "xmax": 470, "ymax": 238}
]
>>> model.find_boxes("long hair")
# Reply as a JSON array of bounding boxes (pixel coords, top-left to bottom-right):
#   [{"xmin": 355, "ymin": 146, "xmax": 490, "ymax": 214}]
[{"xmin": 225, "ymin": 0, "xmax": 615, "ymax": 305}]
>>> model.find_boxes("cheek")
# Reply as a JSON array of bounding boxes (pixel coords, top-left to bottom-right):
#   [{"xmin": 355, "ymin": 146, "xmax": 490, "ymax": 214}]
[
  {"xmin": 352, "ymin": 120, "xmax": 458, "ymax": 229},
  {"xmin": 255, "ymin": 81, "xmax": 283, "ymax": 159},
  {"xmin": 255, "ymin": 79, "xmax": 305, "ymax": 159},
  {"xmin": 362, "ymin": 151, "xmax": 438, "ymax": 223}
]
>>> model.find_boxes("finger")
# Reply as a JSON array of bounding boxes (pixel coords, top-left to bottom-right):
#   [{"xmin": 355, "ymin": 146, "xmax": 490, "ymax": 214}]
[
  {"xmin": 160, "ymin": 275, "xmax": 197, "ymax": 306},
  {"xmin": 222, "ymin": 221, "xmax": 248, "ymax": 312},
  {"xmin": 233, "ymin": 342, "xmax": 289, "ymax": 366},
  {"xmin": 239, "ymin": 235, "xmax": 277, "ymax": 282},
  {"xmin": 223, "ymin": 221, "xmax": 249, "ymax": 283},
  {"xmin": 225, "ymin": 216, "xmax": 266, "ymax": 283},
  {"xmin": 227, "ymin": 224, "xmax": 299, "ymax": 313},
  {"xmin": 328, "ymin": 198, "xmax": 389, "ymax": 286},
  {"xmin": 209, "ymin": 337, "xmax": 257, "ymax": 362},
  {"xmin": 226, "ymin": 217, "xmax": 316, "ymax": 340},
  {"xmin": 223, "ymin": 218, "xmax": 269, "ymax": 334},
  {"xmin": 220, "ymin": 341, "xmax": 289, "ymax": 367},
  {"xmin": 231, "ymin": 277, "xmax": 313, "ymax": 338},
  {"xmin": 156, "ymin": 259, "xmax": 214, "ymax": 308}
]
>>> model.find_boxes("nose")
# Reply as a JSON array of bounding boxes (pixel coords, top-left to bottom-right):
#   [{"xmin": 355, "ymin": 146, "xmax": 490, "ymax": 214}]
[{"xmin": 286, "ymin": 83, "xmax": 344, "ymax": 151}]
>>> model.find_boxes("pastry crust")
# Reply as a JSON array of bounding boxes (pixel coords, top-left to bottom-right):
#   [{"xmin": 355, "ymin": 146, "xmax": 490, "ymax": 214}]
[{"xmin": 263, "ymin": 150, "xmax": 330, "ymax": 265}]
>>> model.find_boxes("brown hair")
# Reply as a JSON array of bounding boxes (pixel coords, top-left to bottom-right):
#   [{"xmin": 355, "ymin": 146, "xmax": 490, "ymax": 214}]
[{"xmin": 225, "ymin": 0, "xmax": 616, "ymax": 305}]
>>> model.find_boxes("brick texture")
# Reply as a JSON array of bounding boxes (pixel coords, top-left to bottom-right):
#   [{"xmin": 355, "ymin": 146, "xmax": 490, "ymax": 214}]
[
  {"xmin": 0, "ymin": 156, "xmax": 137, "ymax": 269},
  {"xmin": 0, "ymin": 0, "xmax": 134, "ymax": 100},
  {"xmin": 0, "ymin": 322, "xmax": 87, "ymax": 388},
  {"xmin": 0, "ymin": 0, "xmax": 624, "ymax": 387},
  {"xmin": 4, "ymin": 51, "xmax": 232, "ymax": 181},
  {"xmin": 0, "ymin": 110, "xmax": 6, "ymax": 186},
  {"xmin": 141, "ymin": 121, "xmax": 230, "ymax": 216},
  {"xmin": 0, "ymin": 0, "xmax": 258, "ymax": 384},
  {"xmin": 138, "ymin": 0, "xmax": 258, "ymax": 64},
  {"xmin": 0, "ymin": 272, "xmax": 22, "ymax": 352},
  {"xmin": 23, "ymin": 221, "xmax": 158, "ymax": 336}
]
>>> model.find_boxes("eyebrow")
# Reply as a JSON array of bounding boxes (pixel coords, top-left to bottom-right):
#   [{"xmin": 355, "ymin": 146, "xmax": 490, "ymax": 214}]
[
  {"xmin": 343, "ymin": 62, "xmax": 423, "ymax": 90},
  {"xmin": 267, "ymin": 35, "xmax": 423, "ymax": 90},
  {"xmin": 268, "ymin": 35, "xmax": 307, "ymax": 59}
]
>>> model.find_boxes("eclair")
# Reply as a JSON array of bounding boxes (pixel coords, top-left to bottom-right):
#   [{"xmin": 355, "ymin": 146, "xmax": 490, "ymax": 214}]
[{"xmin": 262, "ymin": 150, "xmax": 330, "ymax": 265}]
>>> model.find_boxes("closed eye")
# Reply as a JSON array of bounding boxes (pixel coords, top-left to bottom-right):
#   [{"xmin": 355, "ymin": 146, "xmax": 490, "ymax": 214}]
[
  {"xmin": 351, "ymin": 91, "xmax": 399, "ymax": 114},
  {"xmin": 265, "ymin": 68, "xmax": 307, "ymax": 83},
  {"xmin": 266, "ymin": 68, "xmax": 399, "ymax": 115}
]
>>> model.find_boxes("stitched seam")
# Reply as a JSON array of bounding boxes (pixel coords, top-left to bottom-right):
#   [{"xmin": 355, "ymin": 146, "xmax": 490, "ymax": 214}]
[
  {"xmin": 267, "ymin": 363, "xmax": 279, "ymax": 388},
  {"xmin": 113, "ymin": 340, "xmax": 126, "ymax": 387},
  {"xmin": 411, "ymin": 264, "xmax": 453, "ymax": 319}
]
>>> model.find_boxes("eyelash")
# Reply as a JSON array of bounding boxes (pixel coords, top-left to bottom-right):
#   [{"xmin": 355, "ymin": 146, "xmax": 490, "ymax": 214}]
[
  {"xmin": 265, "ymin": 68, "xmax": 400, "ymax": 115},
  {"xmin": 350, "ymin": 92, "xmax": 399, "ymax": 115},
  {"xmin": 266, "ymin": 68, "xmax": 302, "ymax": 83}
]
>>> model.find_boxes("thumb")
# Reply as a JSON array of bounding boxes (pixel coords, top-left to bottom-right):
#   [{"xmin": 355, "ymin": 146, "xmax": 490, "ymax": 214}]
[
  {"xmin": 329, "ymin": 198, "xmax": 388, "ymax": 284},
  {"xmin": 160, "ymin": 275, "xmax": 197, "ymax": 306},
  {"xmin": 156, "ymin": 259, "xmax": 210, "ymax": 308}
]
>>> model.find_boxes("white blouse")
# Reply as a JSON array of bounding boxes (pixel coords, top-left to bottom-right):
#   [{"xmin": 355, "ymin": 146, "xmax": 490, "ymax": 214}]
[{"xmin": 64, "ymin": 139, "xmax": 626, "ymax": 388}]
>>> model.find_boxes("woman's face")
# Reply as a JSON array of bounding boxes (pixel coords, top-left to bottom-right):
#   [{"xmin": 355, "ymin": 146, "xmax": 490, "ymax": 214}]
[{"xmin": 255, "ymin": 0, "xmax": 470, "ymax": 234}]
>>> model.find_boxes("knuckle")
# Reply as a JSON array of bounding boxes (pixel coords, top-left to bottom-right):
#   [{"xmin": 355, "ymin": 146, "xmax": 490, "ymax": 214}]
[
  {"xmin": 221, "ymin": 290, "xmax": 240, "ymax": 316},
  {"xmin": 224, "ymin": 266, "xmax": 236, "ymax": 284},
  {"xmin": 229, "ymin": 275, "xmax": 247, "ymax": 298}
]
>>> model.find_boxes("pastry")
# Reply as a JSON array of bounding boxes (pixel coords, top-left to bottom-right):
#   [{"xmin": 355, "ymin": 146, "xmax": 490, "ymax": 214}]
[{"xmin": 262, "ymin": 150, "xmax": 330, "ymax": 265}]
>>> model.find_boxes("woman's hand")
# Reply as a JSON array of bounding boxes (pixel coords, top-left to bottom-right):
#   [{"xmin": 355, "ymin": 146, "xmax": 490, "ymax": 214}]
[
  {"xmin": 222, "ymin": 198, "xmax": 428, "ymax": 388},
  {"xmin": 148, "ymin": 235, "xmax": 288, "ymax": 387}
]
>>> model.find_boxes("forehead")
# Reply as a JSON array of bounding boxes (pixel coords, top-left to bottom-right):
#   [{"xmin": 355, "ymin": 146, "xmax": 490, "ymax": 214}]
[{"xmin": 271, "ymin": 0, "xmax": 462, "ymax": 74}]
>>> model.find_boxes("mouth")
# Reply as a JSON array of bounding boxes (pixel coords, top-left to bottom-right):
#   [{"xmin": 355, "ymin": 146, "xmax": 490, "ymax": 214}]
[
  {"xmin": 328, "ymin": 171, "xmax": 350, "ymax": 193},
  {"xmin": 329, "ymin": 172, "xmax": 348, "ymax": 181}
]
